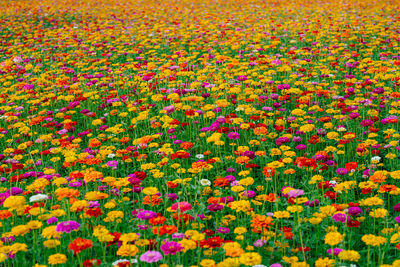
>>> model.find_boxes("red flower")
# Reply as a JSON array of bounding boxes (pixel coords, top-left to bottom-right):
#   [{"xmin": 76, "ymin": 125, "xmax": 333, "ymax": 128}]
[
  {"xmin": 200, "ymin": 236, "xmax": 224, "ymax": 248},
  {"xmin": 345, "ymin": 162, "xmax": 358, "ymax": 172},
  {"xmin": 68, "ymin": 238, "xmax": 93, "ymax": 255},
  {"xmin": 324, "ymin": 191, "xmax": 338, "ymax": 200},
  {"xmin": 318, "ymin": 181, "xmax": 330, "ymax": 189},
  {"xmin": 347, "ymin": 220, "xmax": 360, "ymax": 228},
  {"xmin": 107, "ymin": 232, "xmax": 121, "ymax": 247},
  {"xmin": 86, "ymin": 208, "xmax": 103, "ymax": 218},
  {"xmin": 361, "ymin": 188, "xmax": 372, "ymax": 194},
  {"xmin": 83, "ymin": 259, "xmax": 101, "ymax": 267}
]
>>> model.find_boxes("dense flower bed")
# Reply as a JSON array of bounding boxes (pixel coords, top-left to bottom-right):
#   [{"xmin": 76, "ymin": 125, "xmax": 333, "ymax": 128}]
[{"xmin": 0, "ymin": 0, "xmax": 400, "ymax": 266}]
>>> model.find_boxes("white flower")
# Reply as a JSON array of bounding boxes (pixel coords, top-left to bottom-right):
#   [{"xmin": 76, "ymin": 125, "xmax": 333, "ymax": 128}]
[
  {"xmin": 195, "ymin": 154, "xmax": 204, "ymax": 159},
  {"xmin": 107, "ymin": 153, "xmax": 116, "ymax": 158},
  {"xmin": 371, "ymin": 156, "xmax": 381, "ymax": 162},
  {"xmin": 199, "ymin": 179, "xmax": 211, "ymax": 186},
  {"xmin": 329, "ymin": 180, "xmax": 337, "ymax": 187},
  {"xmin": 29, "ymin": 194, "xmax": 49, "ymax": 203},
  {"xmin": 112, "ymin": 259, "xmax": 137, "ymax": 266}
]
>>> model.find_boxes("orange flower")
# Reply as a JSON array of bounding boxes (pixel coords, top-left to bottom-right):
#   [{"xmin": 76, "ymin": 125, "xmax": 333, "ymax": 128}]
[
  {"xmin": 143, "ymin": 195, "xmax": 162, "ymax": 206},
  {"xmin": 84, "ymin": 171, "xmax": 103, "ymax": 183},
  {"xmin": 369, "ymin": 173, "xmax": 387, "ymax": 183},
  {"xmin": 88, "ymin": 138, "xmax": 102, "ymax": 148},
  {"xmin": 180, "ymin": 142, "xmax": 194, "ymax": 150},
  {"xmin": 263, "ymin": 167, "xmax": 275, "ymax": 177},
  {"xmin": 284, "ymin": 169, "xmax": 295, "ymax": 175},
  {"xmin": 235, "ymin": 156, "xmax": 251, "ymax": 165},
  {"xmin": 254, "ymin": 126, "xmax": 268, "ymax": 135},
  {"xmin": 120, "ymin": 137, "xmax": 131, "ymax": 144},
  {"xmin": 55, "ymin": 188, "xmax": 80, "ymax": 201},
  {"xmin": 0, "ymin": 210, "xmax": 12, "ymax": 220},
  {"xmin": 203, "ymin": 150, "xmax": 211, "ymax": 156},
  {"xmin": 251, "ymin": 215, "xmax": 273, "ymax": 233},
  {"xmin": 151, "ymin": 122, "xmax": 161, "ymax": 128}
]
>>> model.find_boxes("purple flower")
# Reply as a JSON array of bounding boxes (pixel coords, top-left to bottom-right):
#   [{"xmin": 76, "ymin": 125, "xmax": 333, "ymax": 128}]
[
  {"xmin": 47, "ymin": 217, "xmax": 58, "ymax": 224},
  {"xmin": 140, "ymin": 251, "xmax": 163, "ymax": 263},
  {"xmin": 305, "ymin": 199, "xmax": 319, "ymax": 207},
  {"xmin": 207, "ymin": 203, "xmax": 224, "ymax": 212},
  {"xmin": 55, "ymin": 220, "xmax": 80, "ymax": 233},
  {"xmin": 394, "ymin": 203, "xmax": 400, "ymax": 212},
  {"xmin": 348, "ymin": 207, "xmax": 362, "ymax": 216},
  {"xmin": 138, "ymin": 225, "xmax": 149, "ymax": 230},
  {"xmin": 395, "ymin": 215, "xmax": 400, "ymax": 224}
]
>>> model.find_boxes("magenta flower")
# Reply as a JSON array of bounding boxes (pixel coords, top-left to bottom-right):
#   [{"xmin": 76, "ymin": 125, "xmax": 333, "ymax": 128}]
[
  {"xmin": 336, "ymin": 168, "xmax": 348, "ymax": 175},
  {"xmin": 236, "ymin": 75, "xmax": 247, "ymax": 81},
  {"xmin": 348, "ymin": 207, "xmax": 362, "ymax": 216},
  {"xmin": 137, "ymin": 210, "xmax": 158, "ymax": 220},
  {"xmin": 55, "ymin": 220, "xmax": 80, "ymax": 233},
  {"xmin": 160, "ymin": 240, "xmax": 183, "ymax": 255},
  {"xmin": 332, "ymin": 213, "xmax": 350, "ymax": 223},
  {"xmin": 327, "ymin": 248, "xmax": 343, "ymax": 256},
  {"xmin": 227, "ymin": 132, "xmax": 240, "ymax": 140},
  {"xmin": 106, "ymin": 160, "xmax": 118, "ymax": 169}
]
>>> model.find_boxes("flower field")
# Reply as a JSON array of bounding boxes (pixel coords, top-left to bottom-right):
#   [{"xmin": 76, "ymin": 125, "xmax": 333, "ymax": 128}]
[{"xmin": 1, "ymin": 0, "xmax": 400, "ymax": 266}]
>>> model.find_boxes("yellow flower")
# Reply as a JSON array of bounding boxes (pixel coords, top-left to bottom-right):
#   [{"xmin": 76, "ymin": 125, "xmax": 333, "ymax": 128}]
[
  {"xmin": 369, "ymin": 208, "xmax": 388, "ymax": 218},
  {"xmin": 0, "ymin": 254, "xmax": 7, "ymax": 263},
  {"xmin": 315, "ymin": 257, "xmax": 335, "ymax": 267},
  {"xmin": 233, "ymin": 227, "xmax": 247, "ymax": 234},
  {"xmin": 11, "ymin": 225, "xmax": 30, "ymax": 236},
  {"xmin": 200, "ymin": 259, "xmax": 216, "ymax": 267},
  {"xmin": 43, "ymin": 239, "xmax": 61, "ymax": 249},
  {"xmin": 42, "ymin": 226, "xmax": 62, "ymax": 239},
  {"xmin": 142, "ymin": 187, "xmax": 159, "ymax": 195},
  {"xmin": 116, "ymin": 244, "xmax": 139, "ymax": 256},
  {"xmin": 338, "ymin": 250, "xmax": 360, "ymax": 262},
  {"xmin": 3, "ymin": 196, "xmax": 25, "ymax": 210},
  {"xmin": 324, "ymin": 232, "xmax": 344, "ymax": 246},
  {"xmin": 274, "ymin": 211, "xmax": 290, "ymax": 219},
  {"xmin": 48, "ymin": 253, "xmax": 67, "ymax": 265},
  {"xmin": 362, "ymin": 234, "xmax": 387, "ymax": 246},
  {"xmin": 119, "ymin": 233, "xmax": 140, "ymax": 244},
  {"xmin": 238, "ymin": 252, "xmax": 262, "ymax": 266}
]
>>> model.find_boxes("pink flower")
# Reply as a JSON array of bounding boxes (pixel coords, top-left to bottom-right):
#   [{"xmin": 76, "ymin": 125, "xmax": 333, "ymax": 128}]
[{"xmin": 140, "ymin": 251, "xmax": 163, "ymax": 263}]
